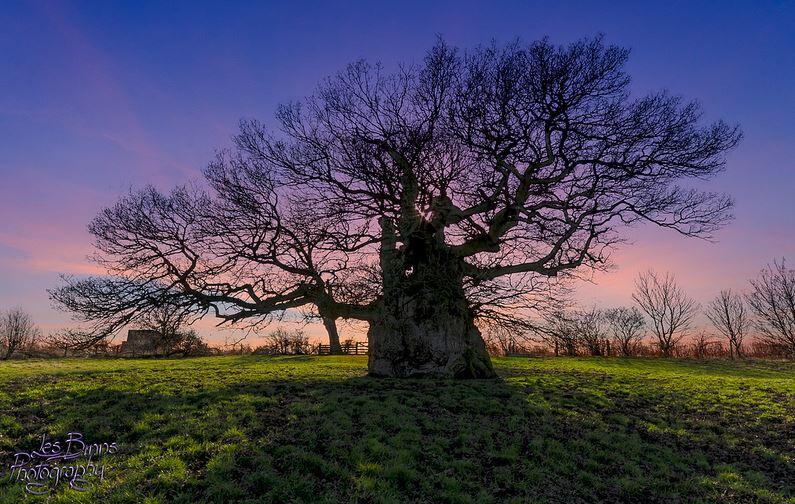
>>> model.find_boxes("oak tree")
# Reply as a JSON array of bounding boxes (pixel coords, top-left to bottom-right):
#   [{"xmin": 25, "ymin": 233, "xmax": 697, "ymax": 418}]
[{"xmin": 52, "ymin": 37, "xmax": 740, "ymax": 377}]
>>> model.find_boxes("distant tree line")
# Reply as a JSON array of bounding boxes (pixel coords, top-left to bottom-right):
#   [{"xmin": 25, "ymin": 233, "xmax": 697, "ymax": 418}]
[
  {"xmin": 0, "ymin": 306, "xmax": 351, "ymax": 359},
  {"xmin": 484, "ymin": 258, "xmax": 795, "ymax": 359},
  {"xmin": 0, "ymin": 304, "xmax": 212, "ymax": 359},
  {"xmin": 3, "ymin": 258, "xmax": 792, "ymax": 361}
]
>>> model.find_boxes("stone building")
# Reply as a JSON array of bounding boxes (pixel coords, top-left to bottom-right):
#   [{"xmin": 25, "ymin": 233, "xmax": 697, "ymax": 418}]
[{"xmin": 120, "ymin": 329, "xmax": 160, "ymax": 355}]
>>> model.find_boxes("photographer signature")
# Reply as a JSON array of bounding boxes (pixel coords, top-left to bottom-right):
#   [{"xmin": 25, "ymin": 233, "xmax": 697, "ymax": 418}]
[{"xmin": 7, "ymin": 432, "xmax": 118, "ymax": 495}]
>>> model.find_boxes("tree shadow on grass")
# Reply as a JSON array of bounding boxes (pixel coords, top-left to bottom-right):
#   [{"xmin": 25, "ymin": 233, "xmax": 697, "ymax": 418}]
[{"xmin": 0, "ymin": 359, "xmax": 792, "ymax": 503}]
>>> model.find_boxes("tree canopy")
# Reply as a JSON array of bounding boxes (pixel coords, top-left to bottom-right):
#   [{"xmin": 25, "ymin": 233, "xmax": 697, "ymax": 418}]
[{"xmin": 52, "ymin": 36, "xmax": 740, "ymax": 377}]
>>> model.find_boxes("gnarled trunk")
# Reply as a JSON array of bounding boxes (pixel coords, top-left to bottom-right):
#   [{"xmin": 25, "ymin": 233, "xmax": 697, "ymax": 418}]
[
  {"xmin": 367, "ymin": 294, "xmax": 494, "ymax": 378},
  {"xmin": 367, "ymin": 217, "xmax": 495, "ymax": 378},
  {"xmin": 321, "ymin": 315, "xmax": 343, "ymax": 355}
]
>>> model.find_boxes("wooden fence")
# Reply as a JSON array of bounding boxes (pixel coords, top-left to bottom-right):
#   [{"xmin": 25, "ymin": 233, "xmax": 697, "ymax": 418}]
[{"xmin": 316, "ymin": 342, "xmax": 368, "ymax": 355}]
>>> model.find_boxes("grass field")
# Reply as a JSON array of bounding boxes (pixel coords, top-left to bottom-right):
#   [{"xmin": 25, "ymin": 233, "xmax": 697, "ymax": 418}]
[{"xmin": 0, "ymin": 356, "xmax": 793, "ymax": 503}]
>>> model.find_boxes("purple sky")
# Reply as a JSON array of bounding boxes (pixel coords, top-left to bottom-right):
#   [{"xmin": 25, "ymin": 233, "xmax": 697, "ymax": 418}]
[{"xmin": 1, "ymin": 1, "xmax": 793, "ymax": 343}]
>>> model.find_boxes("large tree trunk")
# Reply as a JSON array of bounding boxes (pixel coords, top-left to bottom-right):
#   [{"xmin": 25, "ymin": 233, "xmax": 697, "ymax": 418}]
[
  {"xmin": 367, "ymin": 296, "xmax": 495, "ymax": 378},
  {"xmin": 321, "ymin": 316, "xmax": 343, "ymax": 355},
  {"xmin": 367, "ymin": 218, "xmax": 495, "ymax": 379}
]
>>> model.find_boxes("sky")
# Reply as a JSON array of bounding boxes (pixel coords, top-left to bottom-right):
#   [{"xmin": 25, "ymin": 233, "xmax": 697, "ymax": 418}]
[{"xmin": 1, "ymin": 0, "xmax": 793, "ymax": 345}]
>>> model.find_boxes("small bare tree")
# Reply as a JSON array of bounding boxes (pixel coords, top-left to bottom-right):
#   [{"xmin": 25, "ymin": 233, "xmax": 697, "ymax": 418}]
[
  {"xmin": 541, "ymin": 310, "xmax": 580, "ymax": 356},
  {"xmin": 171, "ymin": 329, "xmax": 210, "ymax": 357},
  {"xmin": 576, "ymin": 308, "xmax": 610, "ymax": 356},
  {"xmin": 706, "ymin": 289, "xmax": 749, "ymax": 359},
  {"xmin": 261, "ymin": 328, "xmax": 311, "ymax": 355},
  {"xmin": 0, "ymin": 308, "xmax": 41, "ymax": 360},
  {"xmin": 689, "ymin": 330, "xmax": 720, "ymax": 359},
  {"xmin": 604, "ymin": 306, "xmax": 646, "ymax": 356},
  {"xmin": 632, "ymin": 271, "xmax": 699, "ymax": 357},
  {"xmin": 747, "ymin": 260, "xmax": 795, "ymax": 357}
]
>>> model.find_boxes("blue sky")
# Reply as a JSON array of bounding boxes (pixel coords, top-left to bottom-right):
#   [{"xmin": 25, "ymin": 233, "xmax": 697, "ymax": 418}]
[{"xmin": 1, "ymin": 0, "xmax": 793, "ymax": 342}]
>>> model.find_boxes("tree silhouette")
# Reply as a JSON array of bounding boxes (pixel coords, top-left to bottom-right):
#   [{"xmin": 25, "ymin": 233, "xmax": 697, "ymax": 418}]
[
  {"xmin": 633, "ymin": 270, "xmax": 699, "ymax": 357},
  {"xmin": 706, "ymin": 289, "xmax": 749, "ymax": 359},
  {"xmin": 604, "ymin": 307, "xmax": 646, "ymax": 356},
  {"xmin": 0, "ymin": 308, "xmax": 41, "ymax": 360},
  {"xmin": 747, "ymin": 260, "xmax": 795, "ymax": 357},
  {"xmin": 52, "ymin": 37, "xmax": 740, "ymax": 377}
]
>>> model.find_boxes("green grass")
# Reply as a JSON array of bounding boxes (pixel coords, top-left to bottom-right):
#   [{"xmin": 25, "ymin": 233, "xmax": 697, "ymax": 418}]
[{"xmin": 0, "ymin": 356, "xmax": 793, "ymax": 503}]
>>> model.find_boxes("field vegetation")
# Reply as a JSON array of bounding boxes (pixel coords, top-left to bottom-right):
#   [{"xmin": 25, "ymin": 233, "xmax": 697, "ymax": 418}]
[{"xmin": 1, "ymin": 356, "xmax": 793, "ymax": 503}]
